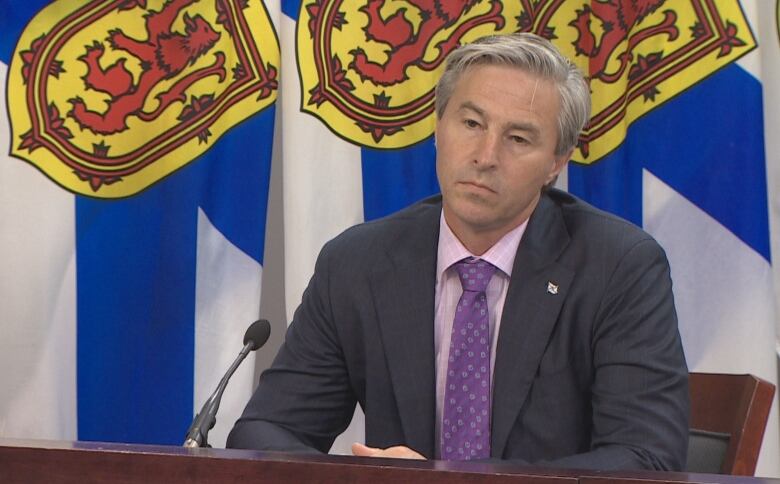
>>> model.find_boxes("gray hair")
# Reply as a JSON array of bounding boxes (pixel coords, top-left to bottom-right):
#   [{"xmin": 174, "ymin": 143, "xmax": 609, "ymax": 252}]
[{"xmin": 435, "ymin": 33, "xmax": 590, "ymax": 156}]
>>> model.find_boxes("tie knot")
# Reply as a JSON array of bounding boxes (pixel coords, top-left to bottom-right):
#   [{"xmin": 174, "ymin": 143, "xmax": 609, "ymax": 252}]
[{"xmin": 454, "ymin": 258, "xmax": 496, "ymax": 293}]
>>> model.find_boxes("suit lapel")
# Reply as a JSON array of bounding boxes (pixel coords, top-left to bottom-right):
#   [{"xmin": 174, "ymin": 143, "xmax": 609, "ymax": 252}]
[
  {"xmin": 491, "ymin": 194, "xmax": 574, "ymax": 457},
  {"xmin": 371, "ymin": 201, "xmax": 440, "ymax": 458}
]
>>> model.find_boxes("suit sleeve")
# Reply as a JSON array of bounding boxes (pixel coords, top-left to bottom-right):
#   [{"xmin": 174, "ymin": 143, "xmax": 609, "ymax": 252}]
[
  {"xmin": 540, "ymin": 237, "xmax": 689, "ymax": 470},
  {"xmin": 226, "ymin": 241, "xmax": 357, "ymax": 453}
]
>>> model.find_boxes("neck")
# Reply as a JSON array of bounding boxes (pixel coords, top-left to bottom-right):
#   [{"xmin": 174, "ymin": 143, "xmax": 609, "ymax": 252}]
[
  {"xmin": 443, "ymin": 216, "xmax": 529, "ymax": 257},
  {"xmin": 453, "ymin": 230, "xmax": 503, "ymax": 256},
  {"xmin": 442, "ymin": 198, "xmax": 539, "ymax": 256}
]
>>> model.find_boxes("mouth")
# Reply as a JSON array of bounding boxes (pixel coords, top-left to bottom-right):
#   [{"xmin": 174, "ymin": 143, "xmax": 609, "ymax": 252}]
[{"xmin": 458, "ymin": 181, "xmax": 496, "ymax": 194}]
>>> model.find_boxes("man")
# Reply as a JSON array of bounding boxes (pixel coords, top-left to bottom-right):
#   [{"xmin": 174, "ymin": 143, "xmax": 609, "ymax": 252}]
[{"xmin": 228, "ymin": 33, "xmax": 689, "ymax": 471}]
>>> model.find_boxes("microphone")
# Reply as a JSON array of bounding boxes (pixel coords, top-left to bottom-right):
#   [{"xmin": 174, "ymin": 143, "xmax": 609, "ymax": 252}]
[{"xmin": 183, "ymin": 319, "xmax": 271, "ymax": 448}]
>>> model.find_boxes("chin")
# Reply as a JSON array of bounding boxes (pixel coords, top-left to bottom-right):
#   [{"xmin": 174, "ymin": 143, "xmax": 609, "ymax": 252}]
[
  {"xmin": 451, "ymin": 209, "xmax": 499, "ymax": 230},
  {"xmin": 444, "ymin": 192, "xmax": 499, "ymax": 222}
]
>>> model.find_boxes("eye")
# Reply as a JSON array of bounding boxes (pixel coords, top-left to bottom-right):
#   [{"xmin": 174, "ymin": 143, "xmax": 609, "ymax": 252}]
[
  {"xmin": 464, "ymin": 118, "xmax": 480, "ymax": 129},
  {"xmin": 509, "ymin": 134, "xmax": 527, "ymax": 145}
]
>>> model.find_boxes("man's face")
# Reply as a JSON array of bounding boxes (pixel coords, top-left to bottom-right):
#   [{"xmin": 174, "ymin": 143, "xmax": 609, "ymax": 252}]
[{"xmin": 435, "ymin": 64, "xmax": 571, "ymax": 242}]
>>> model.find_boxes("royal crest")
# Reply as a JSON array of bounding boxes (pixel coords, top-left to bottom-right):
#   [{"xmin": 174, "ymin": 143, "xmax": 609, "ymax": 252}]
[
  {"xmin": 561, "ymin": 0, "xmax": 754, "ymax": 161},
  {"xmin": 298, "ymin": 0, "xmax": 510, "ymax": 149},
  {"xmin": 297, "ymin": 0, "xmax": 754, "ymax": 162},
  {"xmin": 8, "ymin": 0, "xmax": 279, "ymax": 197}
]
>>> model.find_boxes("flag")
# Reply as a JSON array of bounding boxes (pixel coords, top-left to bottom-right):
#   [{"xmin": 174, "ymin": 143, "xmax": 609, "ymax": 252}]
[
  {"xmin": 566, "ymin": 1, "xmax": 779, "ymax": 475},
  {"xmin": 279, "ymin": 0, "xmax": 442, "ymax": 451},
  {"xmin": 0, "ymin": 0, "xmax": 280, "ymax": 447},
  {"xmin": 280, "ymin": 1, "xmax": 780, "ymax": 475}
]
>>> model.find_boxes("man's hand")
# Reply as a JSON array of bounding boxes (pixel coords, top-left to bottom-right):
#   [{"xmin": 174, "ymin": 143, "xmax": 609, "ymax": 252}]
[{"xmin": 351, "ymin": 443, "xmax": 426, "ymax": 460}]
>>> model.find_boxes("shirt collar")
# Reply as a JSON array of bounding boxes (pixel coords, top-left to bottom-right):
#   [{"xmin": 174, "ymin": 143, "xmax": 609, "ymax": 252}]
[{"xmin": 436, "ymin": 210, "xmax": 528, "ymax": 279}]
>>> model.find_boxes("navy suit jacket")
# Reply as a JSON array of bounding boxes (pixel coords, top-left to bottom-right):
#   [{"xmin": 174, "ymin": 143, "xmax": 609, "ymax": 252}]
[{"xmin": 227, "ymin": 189, "xmax": 689, "ymax": 471}]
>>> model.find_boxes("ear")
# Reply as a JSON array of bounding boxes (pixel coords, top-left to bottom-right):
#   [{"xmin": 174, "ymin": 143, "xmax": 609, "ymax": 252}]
[{"xmin": 546, "ymin": 149, "xmax": 572, "ymax": 185}]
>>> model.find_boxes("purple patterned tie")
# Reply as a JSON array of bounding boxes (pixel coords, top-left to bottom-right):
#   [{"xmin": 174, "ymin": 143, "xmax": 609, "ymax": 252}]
[{"xmin": 441, "ymin": 257, "xmax": 497, "ymax": 460}]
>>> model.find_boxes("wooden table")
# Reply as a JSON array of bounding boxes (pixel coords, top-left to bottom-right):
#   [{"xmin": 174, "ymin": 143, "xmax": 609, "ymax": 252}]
[{"xmin": 1, "ymin": 439, "xmax": 777, "ymax": 484}]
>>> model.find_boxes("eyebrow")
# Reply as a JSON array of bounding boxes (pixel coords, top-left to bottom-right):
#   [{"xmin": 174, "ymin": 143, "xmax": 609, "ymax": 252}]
[
  {"xmin": 507, "ymin": 121, "xmax": 541, "ymax": 139},
  {"xmin": 458, "ymin": 101, "xmax": 485, "ymax": 117},
  {"xmin": 458, "ymin": 101, "xmax": 541, "ymax": 139}
]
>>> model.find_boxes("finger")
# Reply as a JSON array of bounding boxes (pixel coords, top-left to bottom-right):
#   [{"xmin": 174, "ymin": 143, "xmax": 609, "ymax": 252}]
[
  {"xmin": 385, "ymin": 446, "xmax": 425, "ymax": 460},
  {"xmin": 351, "ymin": 442, "xmax": 378, "ymax": 456}
]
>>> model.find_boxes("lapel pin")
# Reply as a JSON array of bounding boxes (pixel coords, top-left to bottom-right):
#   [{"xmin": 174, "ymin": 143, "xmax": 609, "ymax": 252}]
[{"xmin": 547, "ymin": 281, "xmax": 559, "ymax": 295}]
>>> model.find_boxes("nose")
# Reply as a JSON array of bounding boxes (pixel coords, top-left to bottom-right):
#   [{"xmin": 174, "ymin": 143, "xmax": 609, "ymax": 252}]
[{"xmin": 473, "ymin": 131, "xmax": 499, "ymax": 168}]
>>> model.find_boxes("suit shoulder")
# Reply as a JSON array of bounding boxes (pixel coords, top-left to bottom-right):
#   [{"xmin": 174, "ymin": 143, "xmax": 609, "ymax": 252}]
[
  {"xmin": 549, "ymin": 189, "xmax": 649, "ymax": 237},
  {"xmin": 547, "ymin": 189, "xmax": 660, "ymax": 251},
  {"xmin": 321, "ymin": 195, "xmax": 441, "ymax": 259}
]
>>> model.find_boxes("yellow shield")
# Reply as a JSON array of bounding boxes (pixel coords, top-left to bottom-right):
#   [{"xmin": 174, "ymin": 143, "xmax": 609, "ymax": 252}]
[
  {"xmin": 297, "ymin": 0, "xmax": 514, "ymax": 149},
  {"xmin": 8, "ymin": 0, "xmax": 279, "ymax": 197}
]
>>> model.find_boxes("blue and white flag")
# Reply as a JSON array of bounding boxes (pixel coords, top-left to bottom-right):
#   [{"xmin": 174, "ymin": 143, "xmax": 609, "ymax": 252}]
[
  {"xmin": 568, "ymin": 2, "xmax": 779, "ymax": 475},
  {"xmin": 0, "ymin": 0, "xmax": 280, "ymax": 447}
]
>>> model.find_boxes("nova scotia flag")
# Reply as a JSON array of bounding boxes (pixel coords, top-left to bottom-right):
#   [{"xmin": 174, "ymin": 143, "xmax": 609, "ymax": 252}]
[
  {"xmin": 568, "ymin": 1, "xmax": 779, "ymax": 476},
  {"xmin": 0, "ymin": 0, "xmax": 280, "ymax": 447}
]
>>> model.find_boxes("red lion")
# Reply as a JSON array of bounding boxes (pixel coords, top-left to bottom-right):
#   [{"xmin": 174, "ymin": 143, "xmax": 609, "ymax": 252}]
[
  {"xmin": 69, "ymin": 0, "xmax": 226, "ymax": 135},
  {"xmin": 570, "ymin": 0, "xmax": 678, "ymax": 83},
  {"xmin": 350, "ymin": 0, "xmax": 505, "ymax": 86}
]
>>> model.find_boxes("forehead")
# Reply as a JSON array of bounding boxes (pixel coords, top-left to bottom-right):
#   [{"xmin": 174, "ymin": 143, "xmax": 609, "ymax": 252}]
[{"xmin": 450, "ymin": 64, "xmax": 559, "ymax": 113}]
